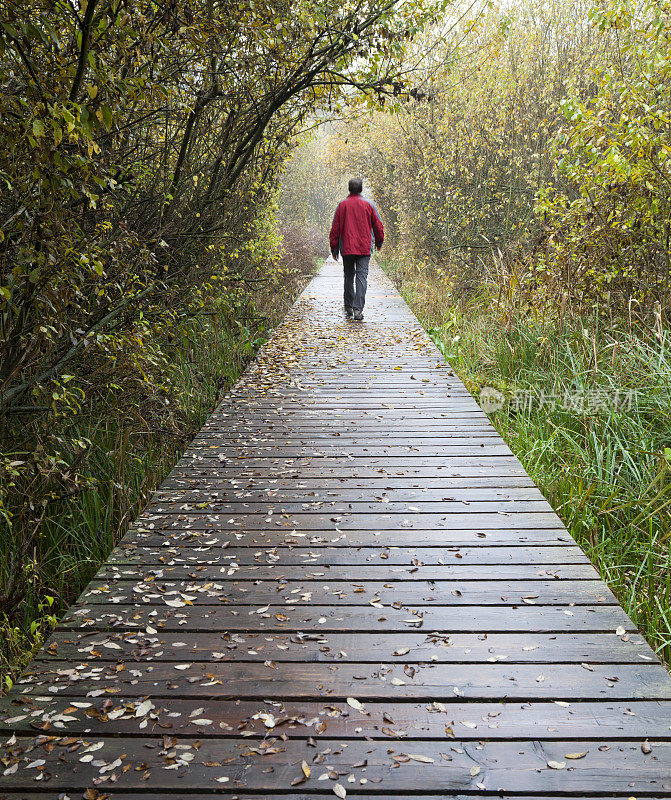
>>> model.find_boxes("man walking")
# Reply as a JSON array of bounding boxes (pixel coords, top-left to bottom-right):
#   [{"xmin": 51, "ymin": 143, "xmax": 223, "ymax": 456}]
[{"xmin": 329, "ymin": 178, "xmax": 384, "ymax": 321}]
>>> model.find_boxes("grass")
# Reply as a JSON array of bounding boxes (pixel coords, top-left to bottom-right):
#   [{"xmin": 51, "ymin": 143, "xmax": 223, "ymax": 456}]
[
  {"xmin": 382, "ymin": 256, "xmax": 671, "ymax": 665},
  {"xmin": 0, "ymin": 262, "xmax": 314, "ymax": 692}
]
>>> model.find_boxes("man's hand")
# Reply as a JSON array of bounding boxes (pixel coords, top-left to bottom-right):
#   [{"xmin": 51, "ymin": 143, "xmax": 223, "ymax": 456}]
[
  {"xmin": 331, "ymin": 249, "xmax": 339, "ymax": 261},
  {"xmin": 375, "ymin": 242, "xmax": 382, "ymax": 251}
]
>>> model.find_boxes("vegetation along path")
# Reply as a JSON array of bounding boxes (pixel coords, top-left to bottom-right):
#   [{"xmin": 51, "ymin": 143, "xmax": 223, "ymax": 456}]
[{"xmin": 1, "ymin": 258, "xmax": 671, "ymax": 797}]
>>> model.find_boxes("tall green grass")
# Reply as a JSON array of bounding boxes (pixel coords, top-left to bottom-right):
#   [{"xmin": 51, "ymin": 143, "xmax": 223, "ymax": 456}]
[{"xmin": 385, "ymin": 259, "xmax": 671, "ymax": 664}]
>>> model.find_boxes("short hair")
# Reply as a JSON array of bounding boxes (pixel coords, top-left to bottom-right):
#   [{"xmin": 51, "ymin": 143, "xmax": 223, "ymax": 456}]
[{"xmin": 348, "ymin": 177, "xmax": 363, "ymax": 194}]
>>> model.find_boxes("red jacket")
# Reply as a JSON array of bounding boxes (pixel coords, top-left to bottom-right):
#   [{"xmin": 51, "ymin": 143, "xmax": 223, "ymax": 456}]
[{"xmin": 330, "ymin": 194, "xmax": 384, "ymax": 257}]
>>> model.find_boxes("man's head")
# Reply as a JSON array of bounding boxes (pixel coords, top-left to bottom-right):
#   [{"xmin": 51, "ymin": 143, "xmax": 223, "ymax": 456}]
[{"xmin": 348, "ymin": 177, "xmax": 363, "ymax": 195}]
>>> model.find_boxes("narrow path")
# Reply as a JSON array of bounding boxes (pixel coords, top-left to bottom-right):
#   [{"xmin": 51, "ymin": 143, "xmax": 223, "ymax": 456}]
[{"xmin": 2, "ymin": 259, "xmax": 671, "ymax": 797}]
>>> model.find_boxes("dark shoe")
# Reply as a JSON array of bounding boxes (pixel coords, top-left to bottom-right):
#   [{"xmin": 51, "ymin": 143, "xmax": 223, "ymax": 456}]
[
  {"xmin": 353, "ymin": 309, "xmax": 363, "ymax": 321},
  {"xmin": 344, "ymin": 306, "xmax": 353, "ymax": 317}
]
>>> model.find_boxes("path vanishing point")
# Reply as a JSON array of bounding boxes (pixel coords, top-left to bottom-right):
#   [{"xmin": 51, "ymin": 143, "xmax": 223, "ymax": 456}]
[{"xmin": 1, "ymin": 258, "xmax": 671, "ymax": 798}]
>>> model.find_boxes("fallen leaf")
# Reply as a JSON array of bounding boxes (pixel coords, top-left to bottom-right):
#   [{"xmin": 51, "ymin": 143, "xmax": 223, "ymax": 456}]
[
  {"xmin": 135, "ymin": 700, "xmax": 154, "ymax": 717},
  {"xmin": 347, "ymin": 697, "xmax": 366, "ymax": 712}
]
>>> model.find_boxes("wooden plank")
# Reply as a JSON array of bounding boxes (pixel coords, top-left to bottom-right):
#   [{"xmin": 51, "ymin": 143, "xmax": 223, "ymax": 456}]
[
  {"xmin": 189, "ymin": 438, "xmax": 511, "ymax": 447},
  {"xmin": 205, "ymin": 414, "xmax": 505, "ymax": 424},
  {"xmin": 216, "ymin": 401, "xmax": 485, "ymax": 410},
  {"xmin": 228, "ymin": 388, "xmax": 476, "ymax": 395},
  {"xmin": 2, "ymin": 737, "xmax": 671, "ymax": 793},
  {"xmin": 160, "ymin": 476, "xmax": 539, "ymax": 488},
  {"xmin": 183, "ymin": 444, "xmax": 515, "ymax": 455},
  {"xmin": 34, "ymin": 630, "xmax": 655, "ymax": 664},
  {"xmin": 15, "ymin": 660, "xmax": 671, "ymax": 700},
  {"xmin": 124, "ymin": 511, "xmax": 566, "ymax": 529},
  {"xmin": 144, "ymin": 499, "xmax": 555, "ymax": 513},
  {"xmin": 198, "ymin": 421, "xmax": 498, "ymax": 430},
  {"xmin": 168, "ymin": 462, "xmax": 534, "ymax": 477},
  {"xmin": 122, "ymin": 530, "xmax": 574, "ymax": 548},
  {"xmin": 225, "ymin": 390, "xmax": 478, "ymax": 398},
  {"xmin": 224, "ymin": 382, "xmax": 474, "ymax": 390},
  {"xmin": 199, "ymin": 436, "xmax": 506, "ymax": 447},
  {"xmin": 173, "ymin": 458, "xmax": 531, "ymax": 470},
  {"xmin": 153, "ymin": 486, "xmax": 547, "ymax": 500},
  {"xmin": 97, "ymin": 563, "xmax": 602, "ymax": 580},
  {"xmin": 7, "ymin": 796, "xmax": 670, "ymax": 800},
  {"xmin": 78, "ymin": 578, "xmax": 616, "ymax": 606},
  {"xmin": 107, "ymin": 545, "xmax": 591, "ymax": 565},
  {"xmin": 3, "ymin": 697, "xmax": 670, "ymax": 739},
  {"xmin": 57, "ymin": 603, "xmax": 633, "ymax": 633}
]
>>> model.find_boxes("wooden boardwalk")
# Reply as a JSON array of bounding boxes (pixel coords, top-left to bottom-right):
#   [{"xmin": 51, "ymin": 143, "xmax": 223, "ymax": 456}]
[{"xmin": 2, "ymin": 258, "xmax": 671, "ymax": 798}]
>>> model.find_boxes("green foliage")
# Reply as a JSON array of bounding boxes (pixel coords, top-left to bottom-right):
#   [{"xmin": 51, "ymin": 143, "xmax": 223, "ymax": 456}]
[
  {"xmin": 536, "ymin": 0, "xmax": 671, "ymax": 310},
  {"xmin": 330, "ymin": 0, "xmax": 613, "ymax": 261},
  {"xmin": 324, "ymin": 0, "xmax": 670, "ymax": 317}
]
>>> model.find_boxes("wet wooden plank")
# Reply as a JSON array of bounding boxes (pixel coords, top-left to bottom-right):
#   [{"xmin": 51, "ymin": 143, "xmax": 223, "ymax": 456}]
[
  {"xmin": 8, "ymin": 796, "xmax": 670, "ymax": 800},
  {"xmin": 2, "ymin": 737, "xmax": 670, "ymax": 793},
  {"xmin": 57, "ymin": 603, "xmax": 634, "ymax": 633},
  {"xmin": 14, "ymin": 660, "xmax": 671, "ymax": 700},
  {"xmin": 168, "ymin": 461, "xmax": 535, "ymax": 477},
  {"xmin": 160, "ymin": 476, "xmax": 539, "ymax": 489},
  {"xmin": 34, "ymin": 630, "xmax": 655, "ymax": 664},
  {"xmin": 122, "ymin": 530, "xmax": 574, "ymax": 548},
  {"xmin": 184, "ymin": 445, "xmax": 515, "ymax": 457},
  {"xmin": 197, "ymin": 424, "xmax": 500, "ymax": 434},
  {"xmin": 108, "ymin": 545, "xmax": 591, "ymax": 565},
  {"xmin": 154, "ymin": 486, "xmax": 547, "ymax": 501},
  {"xmin": 78, "ymin": 578, "xmax": 616, "ymax": 605},
  {"xmin": 124, "ymin": 511, "xmax": 566, "ymax": 529},
  {"xmin": 97, "ymin": 562, "xmax": 602, "ymax": 580},
  {"xmin": 3, "ymin": 697, "xmax": 671, "ymax": 740},
  {"xmin": 144, "ymin": 499, "xmax": 555, "ymax": 514}
]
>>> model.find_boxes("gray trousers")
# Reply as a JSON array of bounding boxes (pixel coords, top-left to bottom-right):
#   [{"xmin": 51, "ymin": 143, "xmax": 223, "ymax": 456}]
[{"xmin": 342, "ymin": 254, "xmax": 370, "ymax": 311}]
